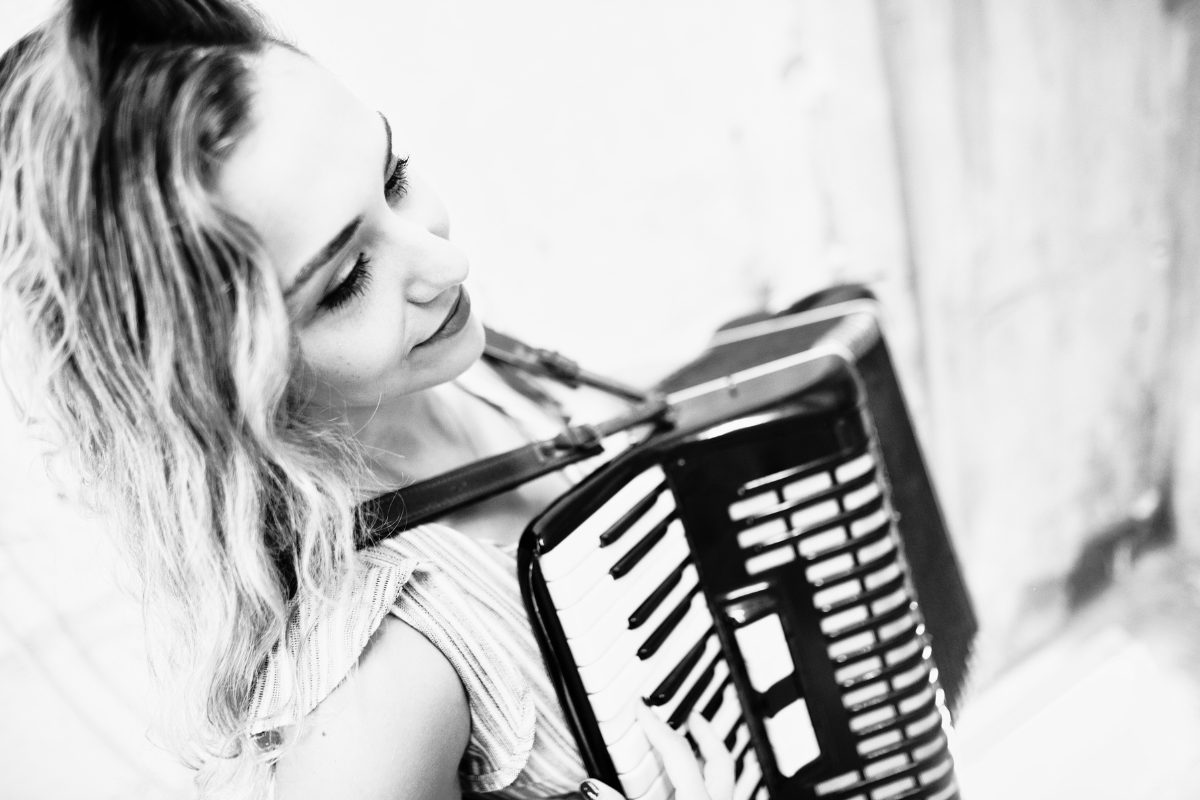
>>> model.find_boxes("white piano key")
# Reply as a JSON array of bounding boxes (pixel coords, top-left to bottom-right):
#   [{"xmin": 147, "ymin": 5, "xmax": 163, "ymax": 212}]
[
  {"xmin": 782, "ymin": 471, "xmax": 833, "ymax": 502},
  {"xmin": 835, "ymin": 452, "xmax": 875, "ymax": 483},
  {"xmin": 549, "ymin": 501, "xmax": 678, "ymax": 611},
  {"xmin": 632, "ymin": 772, "xmax": 671, "ymax": 800},
  {"xmin": 842, "ymin": 481, "xmax": 881, "ymax": 511},
  {"xmin": 654, "ymin": 636, "xmax": 721, "ymax": 723},
  {"xmin": 764, "ymin": 698, "xmax": 821, "ymax": 777},
  {"xmin": 638, "ymin": 596, "xmax": 713, "ymax": 694},
  {"xmin": 568, "ymin": 562, "xmax": 697, "ymax": 667},
  {"xmin": 710, "ymin": 685, "xmax": 742, "ymax": 739},
  {"xmin": 576, "ymin": 572, "xmax": 700, "ymax": 693},
  {"xmin": 692, "ymin": 661, "xmax": 729, "ymax": 715},
  {"xmin": 728, "ymin": 724, "xmax": 751, "ymax": 760},
  {"xmin": 732, "ymin": 750, "xmax": 761, "ymax": 800},
  {"xmin": 599, "ymin": 699, "xmax": 639, "ymax": 745},
  {"xmin": 590, "ymin": 656, "xmax": 647, "ymax": 722},
  {"xmin": 554, "ymin": 525, "xmax": 689, "ymax": 636},
  {"xmin": 588, "ymin": 596, "xmax": 711, "ymax": 722},
  {"xmin": 609, "ymin": 717, "xmax": 652, "ymax": 773},
  {"xmin": 620, "ymin": 747, "xmax": 664, "ymax": 799},
  {"xmin": 546, "ymin": 543, "xmax": 615, "ymax": 610},
  {"xmin": 732, "ymin": 613, "xmax": 794, "ymax": 692},
  {"xmin": 729, "ymin": 490, "xmax": 779, "ymax": 521},
  {"xmin": 600, "ymin": 491, "xmax": 677, "ymax": 568},
  {"xmin": 539, "ymin": 466, "xmax": 667, "ymax": 580}
]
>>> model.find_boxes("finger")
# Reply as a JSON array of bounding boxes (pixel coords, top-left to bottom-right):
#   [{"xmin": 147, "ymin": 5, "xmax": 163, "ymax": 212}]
[
  {"xmin": 636, "ymin": 702, "xmax": 708, "ymax": 800},
  {"xmin": 580, "ymin": 778, "xmax": 626, "ymax": 800},
  {"xmin": 687, "ymin": 712, "xmax": 735, "ymax": 800}
]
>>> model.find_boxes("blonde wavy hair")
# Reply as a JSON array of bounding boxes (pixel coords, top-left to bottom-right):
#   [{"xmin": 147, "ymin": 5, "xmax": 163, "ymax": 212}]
[{"xmin": 0, "ymin": 1, "xmax": 368, "ymax": 795}]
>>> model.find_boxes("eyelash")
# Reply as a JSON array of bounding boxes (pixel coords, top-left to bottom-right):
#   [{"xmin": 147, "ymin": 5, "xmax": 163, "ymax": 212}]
[
  {"xmin": 318, "ymin": 255, "xmax": 372, "ymax": 312},
  {"xmin": 385, "ymin": 156, "xmax": 409, "ymax": 204},
  {"xmin": 316, "ymin": 156, "xmax": 408, "ymax": 313}
]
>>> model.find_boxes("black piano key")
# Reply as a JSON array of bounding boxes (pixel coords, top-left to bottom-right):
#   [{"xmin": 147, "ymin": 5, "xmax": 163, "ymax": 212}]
[
  {"xmin": 629, "ymin": 558, "xmax": 690, "ymax": 629},
  {"xmin": 637, "ymin": 586, "xmax": 700, "ymax": 660},
  {"xmin": 667, "ymin": 657, "xmax": 721, "ymax": 728},
  {"xmin": 701, "ymin": 676, "xmax": 732, "ymax": 721},
  {"xmin": 611, "ymin": 515, "xmax": 675, "ymax": 579},
  {"xmin": 647, "ymin": 630, "xmax": 713, "ymax": 706},
  {"xmin": 734, "ymin": 738, "xmax": 748, "ymax": 778},
  {"xmin": 600, "ymin": 484, "xmax": 665, "ymax": 547},
  {"xmin": 724, "ymin": 718, "xmax": 743, "ymax": 751}
]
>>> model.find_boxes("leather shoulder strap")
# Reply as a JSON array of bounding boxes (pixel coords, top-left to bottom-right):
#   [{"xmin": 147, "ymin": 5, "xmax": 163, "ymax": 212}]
[{"xmin": 358, "ymin": 329, "xmax": 666, "ymax": 542}]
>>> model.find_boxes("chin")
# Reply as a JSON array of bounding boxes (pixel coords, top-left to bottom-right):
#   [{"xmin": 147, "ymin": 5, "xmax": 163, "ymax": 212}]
[{"xmin": 448, "ymin": 314, "xmax": 487, "ymax": 377}]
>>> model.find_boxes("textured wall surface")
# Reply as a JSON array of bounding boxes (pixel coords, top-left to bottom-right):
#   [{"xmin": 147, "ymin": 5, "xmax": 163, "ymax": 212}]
[{"xmin": 879, "ymin": 0, "xmax": 1198, "ymax": 670}]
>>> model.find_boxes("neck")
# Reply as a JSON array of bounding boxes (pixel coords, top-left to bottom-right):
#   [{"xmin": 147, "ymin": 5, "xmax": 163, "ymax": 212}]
[{"xmin": 346, "ymin": 384, "xmax": 480, "ymax": 491}]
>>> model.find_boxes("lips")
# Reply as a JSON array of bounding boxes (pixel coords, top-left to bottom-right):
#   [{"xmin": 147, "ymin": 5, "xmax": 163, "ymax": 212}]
[{"xmin": 417, "ymin": 286, "xmax": 471, "ymax": 348}]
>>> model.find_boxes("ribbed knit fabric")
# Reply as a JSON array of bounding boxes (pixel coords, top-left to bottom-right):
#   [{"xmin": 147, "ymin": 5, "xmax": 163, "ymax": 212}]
[{"xmin": 247, "ymin": 523, "xmax": 588, "ymax": 799}]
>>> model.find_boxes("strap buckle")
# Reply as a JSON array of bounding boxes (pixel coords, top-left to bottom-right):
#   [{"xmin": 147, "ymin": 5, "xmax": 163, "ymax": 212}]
[{"xmin": 549, "ymin": 423, "xmax": 604, "ymax": 456}]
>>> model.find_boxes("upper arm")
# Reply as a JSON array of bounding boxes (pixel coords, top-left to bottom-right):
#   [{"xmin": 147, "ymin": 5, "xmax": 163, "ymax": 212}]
[{"xmin": 274, "ymin": 614, "xmax": 471, "ymax": 800}]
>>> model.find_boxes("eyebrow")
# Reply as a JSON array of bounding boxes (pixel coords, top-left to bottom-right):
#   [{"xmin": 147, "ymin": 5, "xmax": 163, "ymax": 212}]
[
  {"xmin": 283, "ymin": 114, "xmax": 393, "ymax": 300},
  {"xmin": 381, "ymin": 112, "xmax": 392, "ymax": 179},
  {"xmin": 283, "ymin": 215, "xmax": 364, "ymax": 300}
]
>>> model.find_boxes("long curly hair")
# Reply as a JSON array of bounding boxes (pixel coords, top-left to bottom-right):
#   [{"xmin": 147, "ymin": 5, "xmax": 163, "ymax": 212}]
[{"xmin": 0, "ymin": 1, "xmax": 368, "ymax": 795}]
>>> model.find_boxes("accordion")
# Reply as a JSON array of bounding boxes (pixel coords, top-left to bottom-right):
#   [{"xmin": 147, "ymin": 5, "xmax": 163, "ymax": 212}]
[{"xmin": 516, "ymin": 294, "xmax": 976, "ymax": 800}]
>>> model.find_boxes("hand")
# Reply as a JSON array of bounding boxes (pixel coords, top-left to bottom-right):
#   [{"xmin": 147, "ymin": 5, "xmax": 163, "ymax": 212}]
[{"xmin": 579, "ymin": 705, "xmax": 735, "ymax": 800}]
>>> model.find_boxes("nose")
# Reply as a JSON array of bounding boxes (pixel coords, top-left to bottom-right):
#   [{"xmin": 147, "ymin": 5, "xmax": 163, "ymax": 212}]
[{"xmin": 383, "ymin": 177, "xmax": 466, "ymax": 305}]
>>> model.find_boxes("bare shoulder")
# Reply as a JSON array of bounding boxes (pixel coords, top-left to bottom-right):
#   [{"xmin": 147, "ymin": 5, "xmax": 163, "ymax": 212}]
[{"xmin": 274, "ymin": 614, "xmax": 470, "ymax": 800}]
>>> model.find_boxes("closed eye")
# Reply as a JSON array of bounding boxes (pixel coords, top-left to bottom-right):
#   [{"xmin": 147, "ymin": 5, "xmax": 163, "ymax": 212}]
[
  {"xmin": 318, "ymin": 255, "xmax": 373, "ymax": 312},
  {"xmin": 385, "ymin": 156, "xmax": 409, "ymax": 204}
]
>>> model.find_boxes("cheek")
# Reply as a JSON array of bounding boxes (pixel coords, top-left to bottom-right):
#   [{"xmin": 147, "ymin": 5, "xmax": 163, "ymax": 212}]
[{"xmin": 297, "ymin": 289, "xmax": 412, "ymax": 405}]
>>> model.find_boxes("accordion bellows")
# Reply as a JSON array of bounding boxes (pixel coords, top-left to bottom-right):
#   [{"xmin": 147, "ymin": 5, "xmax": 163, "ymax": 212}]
[{"xmin": 518, "ymin": 292, "xmax": 976, "ymax": 800}]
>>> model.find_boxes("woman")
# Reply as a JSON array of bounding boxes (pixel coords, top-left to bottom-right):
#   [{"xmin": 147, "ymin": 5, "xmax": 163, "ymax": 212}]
[{"xmin": 0, "ymin": 1, "xmax": 732, "ymax": 798}]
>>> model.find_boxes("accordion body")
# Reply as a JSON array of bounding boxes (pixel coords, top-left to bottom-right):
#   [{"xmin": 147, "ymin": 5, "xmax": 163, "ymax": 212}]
[{"xmin": 518, "ymin": 298, "xmax": 975, "ymax": 800}]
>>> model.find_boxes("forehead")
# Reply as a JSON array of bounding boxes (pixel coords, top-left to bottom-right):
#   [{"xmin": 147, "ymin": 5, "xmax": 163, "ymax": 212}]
[{"xmin": 217, "ymin": 47, "xmax": 381, "ymax": 287}]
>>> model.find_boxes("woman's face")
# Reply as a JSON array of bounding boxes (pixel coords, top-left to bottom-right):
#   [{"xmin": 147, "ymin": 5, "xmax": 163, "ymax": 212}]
[{"xmin": 218, "ymin": 47, "xmax": 484, "ymax": 417}]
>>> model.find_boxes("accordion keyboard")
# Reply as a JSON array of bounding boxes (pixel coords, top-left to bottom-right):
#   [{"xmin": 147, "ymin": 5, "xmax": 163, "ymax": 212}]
[
  {"xmin": 529, "ymin": 403, "xmax": 960, "ymax": 800},
  {"xmin": 540, "ymin": 466, "xmax": 765, "ymax": 800}
]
